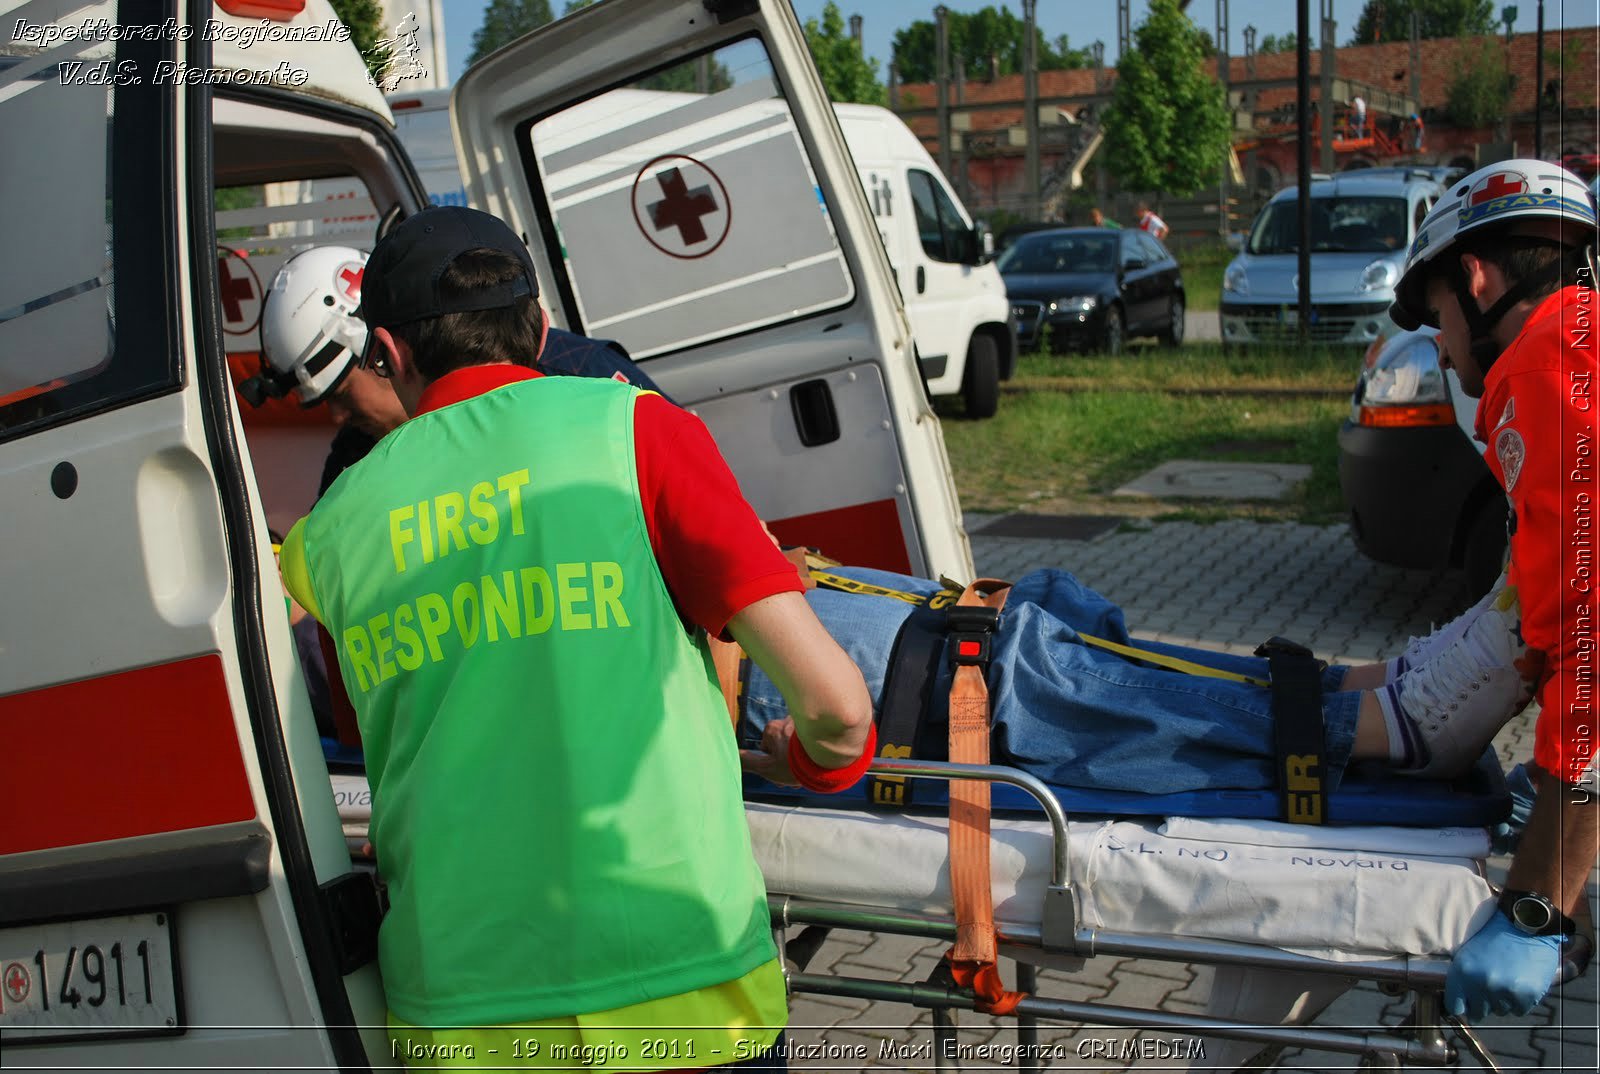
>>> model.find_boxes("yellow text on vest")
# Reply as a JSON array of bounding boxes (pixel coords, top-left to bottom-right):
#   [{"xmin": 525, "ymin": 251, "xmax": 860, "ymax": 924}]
[
  {"xmin": 343, "ymin": 561, "xmax": 633, "ymax": 692},
  {"xmin": 388, "ymin": 468, "xmax": 532, "ymax": 573}
]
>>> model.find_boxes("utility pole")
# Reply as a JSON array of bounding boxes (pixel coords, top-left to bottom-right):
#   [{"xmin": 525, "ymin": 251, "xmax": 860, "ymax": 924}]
[
  {"xmin": 935, "ymin": 6, "xmax": 951, "ymax": 176},
  {"xmin": 1023, "ymin": 0, "xmax": 1039, "ymax": 219},
  {"xmin": 1410, "ymin": 12, "xmax": 1421, "ymax": 102},
  {"xmin": 1534, "ymin": 0, "xmax": 1545, "ymax": 157},
  {"xmin": 1217, "ymin": 0, "xmax": 1231, "ymax": 237},
  {"xmin": 1297, "ymin": 0, "xmax": 1312, "ymax": 348},
  {"xmin": 1243, "ymin": 24, "xmax": 1257, "ymax": 209},
  {"xmin": 1319, "ymin": 0, "xmax": 1335, "ymax": 174}
]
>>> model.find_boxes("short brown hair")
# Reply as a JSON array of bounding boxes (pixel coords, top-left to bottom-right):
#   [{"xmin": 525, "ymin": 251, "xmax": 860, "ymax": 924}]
[{"xmin": 389, "ymin": 248, "xmax": 545, "ymax": 381}]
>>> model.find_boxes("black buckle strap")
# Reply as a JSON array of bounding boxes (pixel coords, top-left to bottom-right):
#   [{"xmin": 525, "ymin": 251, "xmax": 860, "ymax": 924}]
[
  {"xmin": 947, "ymin": 605, "xmax": 1000, "ymax": 669},
  {"xmin": 869, "ymin": 601, "xmax": 949, "ymax": 808},
  {"xmin": 1254, "ymin": 636, "xmax": 1329, "ymax": 824}
]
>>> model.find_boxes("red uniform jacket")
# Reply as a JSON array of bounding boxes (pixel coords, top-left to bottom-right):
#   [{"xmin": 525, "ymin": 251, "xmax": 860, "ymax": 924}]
[{"xmin": 1475, "ymin": 285, "xmax": 1600, "ymax": 787}]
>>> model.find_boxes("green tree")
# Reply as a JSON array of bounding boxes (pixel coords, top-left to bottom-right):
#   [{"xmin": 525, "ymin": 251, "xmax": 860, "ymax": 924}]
[
  {"xmin": 803, "ymin": 2, "xmax": 886, "ymax": 104},
  {"xmin": 1350, "ymin": 0, "xmax": 1496, "ymax": 45},
  {"xmin": 1257, "ymin": 32, "xmax": 1300, "ymax": 54},
  {"xmin": 468, "ymin": 0, "xmax": 555, "ymax": 66},
  {"xmin": 1445, "ymin": 37, "xmax": 1512, "ymax": 126},
  {"xmin": 1102, "ymin": 0, "xmax": 1230, "ymax": 196},
  {"xmin": 891, "ymin": 5, "xmax": 1090, "ymax": 84},
  {"xmin": 328, "ymin": 0, "xmax": 385, "ymax": 80}
]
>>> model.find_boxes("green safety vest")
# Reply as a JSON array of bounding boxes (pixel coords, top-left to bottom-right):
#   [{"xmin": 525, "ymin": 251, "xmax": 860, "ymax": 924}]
[{"xmin": 288, "ymin": 376, "xmax": 775, "ymax": 1026}]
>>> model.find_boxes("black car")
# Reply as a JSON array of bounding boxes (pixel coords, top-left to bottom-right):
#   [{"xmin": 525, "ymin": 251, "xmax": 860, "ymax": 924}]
[
  {"xmin": 1337, "ymin": 326, "xmax": 1507, "ymax": 597},
  {"xmin": 999, "ymin": 227, "xmax": 1185, "ymax": 354}
]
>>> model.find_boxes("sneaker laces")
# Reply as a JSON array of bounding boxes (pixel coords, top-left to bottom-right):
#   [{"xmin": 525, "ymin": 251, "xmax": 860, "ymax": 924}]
[{"xmin": 1398, "ymin": 644, "xmax": 1498, "ymax": 733}]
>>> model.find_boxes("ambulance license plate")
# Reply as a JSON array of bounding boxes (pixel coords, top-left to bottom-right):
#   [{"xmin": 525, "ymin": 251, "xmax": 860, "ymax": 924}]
[{"xmin": 0, "ymin": 912, "xmax": 181, "ymax": 1044}]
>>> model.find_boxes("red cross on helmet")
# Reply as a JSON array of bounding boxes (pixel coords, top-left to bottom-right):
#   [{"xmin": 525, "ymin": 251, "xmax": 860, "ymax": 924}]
[
  {"xmin": 1391, "ymin": 158, "xmax": 1596, "ymax": 331},
  {"xmin": 246, "ymin": 246, "xmax": 370, "ymax": 407}
]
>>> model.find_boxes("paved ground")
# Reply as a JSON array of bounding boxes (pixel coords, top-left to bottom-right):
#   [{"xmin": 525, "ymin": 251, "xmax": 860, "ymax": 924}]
[
  {"xmin": 1186, "ymin": 310, "xmax": 1221, "ymax": 343},
  {"xmin": 778, "ymin": 517, "xmax": 1599, "ymax": 1071}
]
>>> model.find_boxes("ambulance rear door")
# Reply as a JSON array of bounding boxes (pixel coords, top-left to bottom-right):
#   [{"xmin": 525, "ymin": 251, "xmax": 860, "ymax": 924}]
[
  {"xmin": 1, "ymin": 2, "xmax": 387, "ymax": 1066},
  {"xmin": 452, "ymin": 0, "xmax": 972, "ymax": 579}
]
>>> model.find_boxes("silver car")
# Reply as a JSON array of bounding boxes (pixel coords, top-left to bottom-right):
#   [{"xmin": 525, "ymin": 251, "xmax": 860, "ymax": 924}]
[{"xmin": 1221, "ymin": 172, "xmax": 1443, "ymax": 347}]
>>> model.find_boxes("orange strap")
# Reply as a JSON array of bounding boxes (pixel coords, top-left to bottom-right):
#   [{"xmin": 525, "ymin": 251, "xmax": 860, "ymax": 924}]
[
  {"xmin": 707, "ymin": 636, "xmax": 745, "ymax": 731},
  {"xmin": 944, "ymin": 579, "xmax": 1028, "ymax": 1016}
]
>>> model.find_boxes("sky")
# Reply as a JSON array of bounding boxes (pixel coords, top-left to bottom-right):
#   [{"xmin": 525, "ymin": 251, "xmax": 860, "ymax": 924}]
[{"xmin": 443, "ymin": 1, "xmax": 1598, "ymax": 86}]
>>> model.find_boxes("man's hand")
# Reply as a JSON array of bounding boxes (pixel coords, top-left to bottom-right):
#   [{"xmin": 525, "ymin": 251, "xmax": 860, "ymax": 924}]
[
  {"xmin": 740, "ymin": 717, "xmax": 799, "ymax": 786},
  {"xmin": 1445, "ymin": 912, "xmax": 1562, "ymax": 1021}
]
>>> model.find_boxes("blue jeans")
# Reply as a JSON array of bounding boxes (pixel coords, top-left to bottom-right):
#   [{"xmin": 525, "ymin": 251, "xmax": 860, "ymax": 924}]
[{"xmin": 738, "ymin": 567, "xmax": 1360, "ymax": 795}]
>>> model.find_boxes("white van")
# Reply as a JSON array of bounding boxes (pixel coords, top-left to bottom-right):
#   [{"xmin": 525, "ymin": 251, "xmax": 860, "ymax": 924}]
[
  {"xmin": 387, "ymin": 93, "xmax": 1013, "ymax": 418},
  {"xmin": 0, "ymin": 0, "xmax": 969, "ymax": 1064},
  {"xmin": 834, "ymin": 104, "xmax": 1014, "ymax": 418}
]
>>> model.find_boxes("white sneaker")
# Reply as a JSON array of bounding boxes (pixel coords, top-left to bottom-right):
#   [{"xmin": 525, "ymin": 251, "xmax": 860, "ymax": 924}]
[
  {"xmin": 1389, "ymin": 571, "xmax": 1509, "ymax": 681},
  {"xmin": 1393, "ymin": 593, "xmax": 1536, "ymax": 779}
]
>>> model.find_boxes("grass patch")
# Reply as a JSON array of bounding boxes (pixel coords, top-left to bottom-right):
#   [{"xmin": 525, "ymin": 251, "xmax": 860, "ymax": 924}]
[
  {"xmin": 939, "ymin": 345, "xmax": 1354, "ymax": 525},
  {"xmin": 1013, "ymin": 344, "xmax": 1358, "ymax": 393},
  {"xmin": 1174, "ymin": 242, "xmax": 1232, "ymax": 312}
]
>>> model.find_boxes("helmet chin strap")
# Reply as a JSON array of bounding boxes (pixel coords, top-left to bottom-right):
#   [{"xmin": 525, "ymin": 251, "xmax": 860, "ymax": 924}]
[{"xmin": 1448, "ymin": 257, "xmax": 1564, "ymax": 376}]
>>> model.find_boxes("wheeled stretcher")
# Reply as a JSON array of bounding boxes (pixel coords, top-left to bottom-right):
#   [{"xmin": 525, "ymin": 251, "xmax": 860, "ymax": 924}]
[
  {"xmin": 320, "ymin": 571, "xmax": 1586, "ymax": 1070},
  {"xmin": 327, "ymin": 754, "xmax": 1584, "ymax": 1071}
]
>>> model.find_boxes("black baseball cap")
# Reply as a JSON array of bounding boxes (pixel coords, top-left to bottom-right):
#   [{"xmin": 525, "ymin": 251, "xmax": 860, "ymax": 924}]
[{"xmin": 357, "ymin": 206, "xmax": 538, "ymax": 337}]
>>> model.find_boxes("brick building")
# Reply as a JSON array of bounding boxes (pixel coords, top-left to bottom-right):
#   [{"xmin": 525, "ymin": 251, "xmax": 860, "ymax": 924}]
[{"xmin": 892, "ymin": 27, "xmax": 1598, "ymax": 227}]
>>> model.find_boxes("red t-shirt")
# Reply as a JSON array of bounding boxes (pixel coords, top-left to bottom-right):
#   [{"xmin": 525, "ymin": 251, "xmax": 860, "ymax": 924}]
[
  {"xmin": 321, "ymin": 365, "xmax": 803, "ymax": 749},
  {"xmin": 1474, "ymin": 286, "xmax": 1600, "ymax": 787},
  {"xmin": 413, "ymin": 364, "xmax": 804, "ymax": 637}
]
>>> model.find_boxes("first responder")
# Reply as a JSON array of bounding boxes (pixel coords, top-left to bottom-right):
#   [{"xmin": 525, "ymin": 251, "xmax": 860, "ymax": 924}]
[
  {"xmin": 277, "ymin": 207, "xmax": 875, "ymax": 1069},
  {"xmin": 1389, "ymin": 159, "xmax": 1599, "ymax": 1021}
]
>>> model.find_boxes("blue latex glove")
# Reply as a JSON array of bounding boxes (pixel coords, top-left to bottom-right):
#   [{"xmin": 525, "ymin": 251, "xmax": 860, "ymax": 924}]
[{"xmin": 1445, "ymin": 911, "xmax": 1563, "ymax": 1021}]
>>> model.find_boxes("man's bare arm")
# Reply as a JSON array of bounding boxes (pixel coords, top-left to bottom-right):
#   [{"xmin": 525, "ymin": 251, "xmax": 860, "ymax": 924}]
[
  {"xmin": 1505, "ymin": 766, "xmax": 1600, "ymax": 917},
  {"xmin": 729, "ymin": 590, "xmax": 872, "ymax": 781}
]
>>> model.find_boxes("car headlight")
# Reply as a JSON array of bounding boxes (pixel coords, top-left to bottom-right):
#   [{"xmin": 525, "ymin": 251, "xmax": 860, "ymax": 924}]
[
  {"xmin": 1048, "ymin": 295, "xmax": 1098, "ymax": 313},
  {"xmin": 1355, "ymin": 333, "xmax": 1454, "ymax": 427},
  {"xmin": 1358, "ymin": 259, "xmax": 1398, "ymax": 293},
  {"xmin": 1223, "ymin": 263, "xmax": 1249, "ymax": 295}
]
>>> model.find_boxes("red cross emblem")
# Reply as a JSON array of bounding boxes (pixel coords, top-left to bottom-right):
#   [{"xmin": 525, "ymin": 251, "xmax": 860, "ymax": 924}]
[
  {"xmin": 336, "ymin": 263, "xmax": 364, "ymax": 302},
  {"xmin": 216, "ymin": 246, "xmax": 264, "ymax": 337},
  {"xmin": 649, "ymin": 167, "xmax": 718, "ymax": 245},
  {"xmin": 1469, "ymin": 172, "xmax": 1526, "ymax": 206},
  {"xmin": 631, "ymin": 154, "xmax": 731, "ymax": 260},
  {"xmin": 3, "ymin": 961, "xmax": 30, "ymax": 1005}
]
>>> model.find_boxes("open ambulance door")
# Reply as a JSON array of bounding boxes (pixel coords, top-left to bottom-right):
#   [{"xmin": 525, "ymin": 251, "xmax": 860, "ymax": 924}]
[
  {"xmin": 0, "ymin": 2, "xmax": 387, "ymax": 1066},
  {"xmin": 453, "ymin": 0, "xmax": 973, "ymax": 580}
]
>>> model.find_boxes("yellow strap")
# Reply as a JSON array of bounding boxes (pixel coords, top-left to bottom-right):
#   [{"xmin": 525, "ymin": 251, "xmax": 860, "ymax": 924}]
[
  {"xmin": 1076, "ymin": 631, "xmax": 1268, "ymax": 687},
  {"xmin": 810, "ymin": 567, "xmax": 960, "ymax": 608},
  {"xmin": 808, "ymin": 566, "xmax": 1267, "ymax": 686}
]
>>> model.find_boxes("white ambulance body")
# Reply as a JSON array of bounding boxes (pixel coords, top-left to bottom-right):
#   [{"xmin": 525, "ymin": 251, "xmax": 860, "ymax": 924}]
[
  {"xmin": 389, "ymin": 89, "xmax": 1011, "ymax": 418},
  {"xmin": 0, "ymin": 0, "xmax": 971, "ymax": 1065}
]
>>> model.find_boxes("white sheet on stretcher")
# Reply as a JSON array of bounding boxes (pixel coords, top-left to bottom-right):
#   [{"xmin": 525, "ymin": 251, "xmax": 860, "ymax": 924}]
[{"xmin": 327, "ymin": 776, "xmax": 1496, "ymax": 963}]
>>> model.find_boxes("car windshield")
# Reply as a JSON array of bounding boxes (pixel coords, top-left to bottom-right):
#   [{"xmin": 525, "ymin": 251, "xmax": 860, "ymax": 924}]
[
  {"xmin": 996, "ymin": 233, "xmax": 1118, "ymax": 274},
  {"xmin": 1247, "ymin": 196, "xmax": 1408, "ymax": 255}
]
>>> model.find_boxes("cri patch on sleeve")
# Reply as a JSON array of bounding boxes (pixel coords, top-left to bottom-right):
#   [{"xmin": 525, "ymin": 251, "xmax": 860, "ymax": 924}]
[{"xmin": 1495, "ymin": 427, "xmax": 1526, "ymax": 491}]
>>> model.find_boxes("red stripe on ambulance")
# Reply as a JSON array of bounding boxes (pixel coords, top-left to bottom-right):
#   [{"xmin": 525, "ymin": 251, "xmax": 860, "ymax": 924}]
[
  {"xmin": 767, "ymin": 498, "xmax": 913, "ymax": 575},
  {"xmin": 0, "ymin": 655, "xmax": 256, "ymax": 854}
]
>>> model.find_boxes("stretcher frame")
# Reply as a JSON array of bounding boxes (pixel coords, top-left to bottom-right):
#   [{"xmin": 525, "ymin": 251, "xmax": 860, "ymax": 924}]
[{"xmin": 766, "ymin": 757, "xmax": 1506, "ymax": 1072}]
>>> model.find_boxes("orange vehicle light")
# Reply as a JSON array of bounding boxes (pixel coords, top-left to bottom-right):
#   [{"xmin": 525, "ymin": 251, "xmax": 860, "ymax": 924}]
[{"xmin": 1357, "ymin": 404, "xmax": 1456, "ymax": 427}]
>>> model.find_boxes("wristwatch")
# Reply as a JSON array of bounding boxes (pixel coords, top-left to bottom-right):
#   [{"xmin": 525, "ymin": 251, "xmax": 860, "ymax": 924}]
[{"xmin": 1497, "ymin": 889, "xmax": 1577, "ymax": 937}]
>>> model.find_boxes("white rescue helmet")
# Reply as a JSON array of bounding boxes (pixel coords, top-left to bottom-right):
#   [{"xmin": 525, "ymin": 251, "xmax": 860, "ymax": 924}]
[
  {"xmin": 1390, "ymin": 158, "xmax": 1596, "ymax": 331},
  {"xmin": 246, "ymin": 246, "xmax": 369, "ymax": 407}
]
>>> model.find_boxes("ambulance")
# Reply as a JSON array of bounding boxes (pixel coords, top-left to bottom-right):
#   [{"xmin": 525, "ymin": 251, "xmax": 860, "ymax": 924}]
[
  {"xmin": 385, "ymin": 90, "xmax": 1013, "ymax": 418},
  {"xmin": 0, "ymin": 0, "xmax": 970, "ymax": 1065}
]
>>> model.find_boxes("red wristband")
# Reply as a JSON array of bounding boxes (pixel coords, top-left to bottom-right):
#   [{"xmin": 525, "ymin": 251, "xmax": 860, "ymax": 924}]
[{"xmin": 787, "ymin": 723, "xmax": 878, "ymax": 794}]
